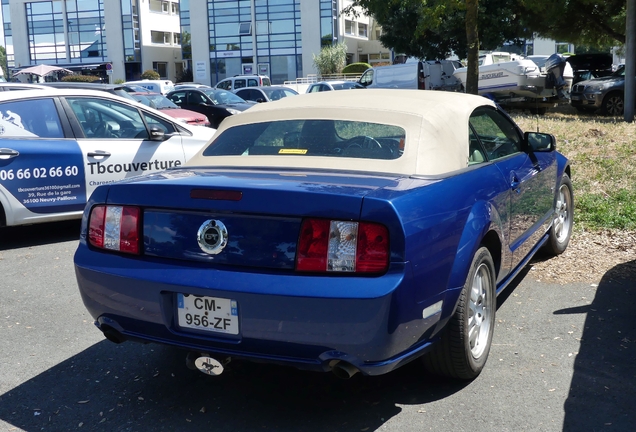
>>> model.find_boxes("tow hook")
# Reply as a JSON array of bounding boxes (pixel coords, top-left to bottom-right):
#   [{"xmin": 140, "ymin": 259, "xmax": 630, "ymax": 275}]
[{"xmin": 186, "ymin": 352, "xmax": 231, "ymax": 376}]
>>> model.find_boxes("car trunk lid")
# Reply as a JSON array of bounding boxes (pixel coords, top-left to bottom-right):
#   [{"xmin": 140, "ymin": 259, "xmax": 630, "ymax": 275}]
[{"xmin": 104, "ymin": 168, "xmax": 405, "ymax": 269}]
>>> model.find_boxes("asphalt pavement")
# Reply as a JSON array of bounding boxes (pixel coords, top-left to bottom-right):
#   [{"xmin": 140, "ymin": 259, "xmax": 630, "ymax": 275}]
[{"xmin": 0, "ymin": 221, "xmax": 634, "ymax": 432}]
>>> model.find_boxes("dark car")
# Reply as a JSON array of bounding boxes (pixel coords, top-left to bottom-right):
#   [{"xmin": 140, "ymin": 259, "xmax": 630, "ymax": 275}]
[
  {"xmin": 567, "ymin": 53, "xmax": 614, "ymax": 85},
  {"xmin": 42, "ymin": 82, "xmax": 143, "ymax": 101},
  {"xmin": 234, "ymin": 86, "xmax": 298, "ymax": 103},
  {"xmin": 570, "ymin": 65, "xmax": 628, "ymax": 115},
  {"xmin": 166, "ymin": 88, "xmax": 254, "ymax": 128}
]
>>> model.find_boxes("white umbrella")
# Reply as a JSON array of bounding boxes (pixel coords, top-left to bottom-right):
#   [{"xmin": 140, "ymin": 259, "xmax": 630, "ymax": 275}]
[{"xmin": 13, "ymin": 64, "xmax": 73, "ymax": 77}]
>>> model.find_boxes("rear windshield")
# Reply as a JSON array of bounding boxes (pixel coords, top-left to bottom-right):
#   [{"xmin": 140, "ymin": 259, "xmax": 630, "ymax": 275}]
[{"xmin": 202, "ymin": 119, "xmax": 405, "ymax": 160}]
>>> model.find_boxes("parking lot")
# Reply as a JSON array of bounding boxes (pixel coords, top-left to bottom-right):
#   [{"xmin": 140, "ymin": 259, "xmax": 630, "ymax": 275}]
[{"xmin": 1, "ymin": 221, "xmax": 634, "ymax": 432}]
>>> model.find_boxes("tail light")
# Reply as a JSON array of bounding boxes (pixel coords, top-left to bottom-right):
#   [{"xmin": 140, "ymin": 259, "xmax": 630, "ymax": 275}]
[
  {"xmin": 88, "ymin": 205, "xmax": 141, "ymax": 255},
  {"xmin": 296, "ymin": 218, "xmax": 389, "ymax": 274}
]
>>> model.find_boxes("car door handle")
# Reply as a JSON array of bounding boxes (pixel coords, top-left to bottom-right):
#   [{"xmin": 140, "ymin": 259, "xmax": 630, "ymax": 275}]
[
  {"xmin": 0, "ymin": 148, "xmax": 20, "ymax": 158},
  {"xmin": 87, "ymin": 151, "xmax": 111, "ymax": 158}
]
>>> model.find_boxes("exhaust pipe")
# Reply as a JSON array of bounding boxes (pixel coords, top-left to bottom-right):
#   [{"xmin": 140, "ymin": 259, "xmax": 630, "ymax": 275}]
[
  {"xmin": 331, "ymin": 361, "xmax": 359, "ymax": 379},
  {"xmin": 101, "ymin": 325, "xmax": 126, "ymax": 344},
  {"xmin": 186, "ymin": 352, "xmax": 230, "ymax": 376}
]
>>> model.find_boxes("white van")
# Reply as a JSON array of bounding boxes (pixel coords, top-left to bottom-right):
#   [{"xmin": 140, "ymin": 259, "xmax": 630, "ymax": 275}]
[
  {"xmin": 358, "ymin": 60, "xmax": 463, "ymax": 92},
  {"xmin": 215, "ymin": 75, "xmax": 271, "ymax": 91},
  {"xmin": 124, "ymin": 79, "xmax": 175, "ymax": 95}
]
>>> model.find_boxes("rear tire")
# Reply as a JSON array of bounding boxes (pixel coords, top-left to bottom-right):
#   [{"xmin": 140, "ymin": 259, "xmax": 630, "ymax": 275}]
[
  {"xmin": 543, "ymin": 174, "xmax": 573, "ymax": 255},
  {"xmin": 423, "ymin": 247, "xmax": 496, "ymax": 380}
]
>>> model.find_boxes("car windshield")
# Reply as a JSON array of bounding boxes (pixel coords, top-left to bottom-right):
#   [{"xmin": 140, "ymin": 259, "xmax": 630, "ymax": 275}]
[
  {"xmin": 262, "ymin": 87, "xmax": 298, "ymax": 99},
  {"xmin": 331, "ymin": 82, "xmax": 363, "ymax": 90},
  {"xmin": 135, "ymin": 94, "xmax": 178, "ymax": 109},
  {"xmin": 202, "ymin": 89, "xmax": 247, "ymax": 105},
  {"xmin": 202, "ymin": 119, "xmax": 405, "ymax": 160},
  {"xmin": 612, "ymin": 65, "xmax": 625, "ymax": 77}
]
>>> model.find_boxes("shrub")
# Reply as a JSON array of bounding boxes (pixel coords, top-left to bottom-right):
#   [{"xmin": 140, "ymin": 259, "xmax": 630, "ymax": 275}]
[
  {"xmin": 313, "ymin": 43, "xmax": 347, "ymax": 75},
  {"xmin": 114, "ymin": 78, "xmax": 125, "ymax": 84},
  {"xmin": 343, "ymin": 62, "xmax": 372, "ymax": 74},
  {"xmin": 61, "ymin": 74, "xmax": 101, "ymax": 82},
  {"xmin": 141, "ymin": 69, "xmax": 160, "ymax": 80}
]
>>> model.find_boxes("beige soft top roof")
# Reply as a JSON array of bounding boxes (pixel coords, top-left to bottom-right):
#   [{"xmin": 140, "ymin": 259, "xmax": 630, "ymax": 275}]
[{"xmin": 187, "ymin": 89, "xmax": 497, "ymax": 176}]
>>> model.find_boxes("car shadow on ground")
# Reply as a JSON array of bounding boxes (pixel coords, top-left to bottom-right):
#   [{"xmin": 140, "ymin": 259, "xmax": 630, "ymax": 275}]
[
  {"xmin": 557, "ymin": 259, "xmax": 636, "ymax": 431},
  {"xmin": 0, "ymin": 339, "xmax": 474, "ymax": 432},
  {"xmin": 0, "ymin": 220, "xmax": 81, "ymax": 251}
]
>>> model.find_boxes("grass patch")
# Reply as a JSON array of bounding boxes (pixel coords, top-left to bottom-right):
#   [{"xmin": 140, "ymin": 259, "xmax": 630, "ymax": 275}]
[{"xmin": 510, "ymin": 108, "xmax": 636, "ymax": 231}]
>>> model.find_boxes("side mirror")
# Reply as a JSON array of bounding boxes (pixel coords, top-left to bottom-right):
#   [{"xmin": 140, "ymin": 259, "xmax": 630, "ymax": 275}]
[
  {"xmin": 524, "ymin": 131, "xmax": 555, "ymax": 152},
  {"xmin": 149, "ymin": 126, "xmax": 166, "ymax": 142}
]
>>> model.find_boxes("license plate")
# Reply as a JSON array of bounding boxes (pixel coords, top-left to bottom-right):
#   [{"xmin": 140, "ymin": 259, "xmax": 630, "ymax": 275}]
[
  {"xmin": 570, "ymin": 95, "xmax": 581, "ymax": 100},
  {"xmin": 176, "ymin": 294, "xmax": 239, "ymax": 335}
]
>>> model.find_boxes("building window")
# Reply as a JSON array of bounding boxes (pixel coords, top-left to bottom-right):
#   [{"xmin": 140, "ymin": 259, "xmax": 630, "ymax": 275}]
[
  {"xmin": 256, "ymin": 21, "xmax": 270, "ymax": 35},
  {"xmin": 153, "ymin": 62, "xmax": 168, "ymax": 78},
  {"xmin": 345, "ymin": 20, "xmax": 354, "ymax": 35},
  {"xmin": 173, "ymin": 33, "xmax": 181, "ymax": 45},
  {"xmin": 151, "ymin": 31, "xmax": 170, "ymax": 44},
  {"xmin": 171, "ymin": 2, "xmax": 179, "ymax": 14},
  {"xmin": 358, "ymin": 23, "xmax": 368, "ymax": 38},
  {"xmin": 375, "ymin": 28, "xmax": 382, "ymax": 40},
  {"xmin": 239, "ymin": 22, "xmax": 252, "ymax": 36},
  {"xmin": 149, "ymin": 0, "xmax": 169, "ymax": 14}
]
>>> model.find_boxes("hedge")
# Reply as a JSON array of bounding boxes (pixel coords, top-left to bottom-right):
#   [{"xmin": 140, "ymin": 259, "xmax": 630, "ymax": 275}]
[{"xmin": 342, "ymin": 62, "xmax": 372, "ymax": 74}]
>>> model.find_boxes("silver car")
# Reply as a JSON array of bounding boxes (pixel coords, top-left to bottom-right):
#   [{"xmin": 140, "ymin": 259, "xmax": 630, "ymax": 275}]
[{"xmin": 569, "ymin": 66, "xmax": 627, "ymax": 115}]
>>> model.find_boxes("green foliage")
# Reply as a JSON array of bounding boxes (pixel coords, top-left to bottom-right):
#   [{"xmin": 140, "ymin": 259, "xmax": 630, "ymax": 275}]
[
  {"xmin": 114, "ymin": 78, "xmax": 125, "ymax": 84},
  {"xmin": 61, "ymin": 74, "xmax": 101, "ymax": 82},
  {"xmin": 576, "ymin": 189, "xmax": 636, "ymax": 230},
  {"xmin": 522, "ymin": 0, "xmax": 626, "ymax": 45},
  {"xmin": 141, "ymin": 69, "xmax": 160, "ymax": 80},
  {"xmin": 313, "ymin": 43, "xmax": 347, "ymax": 75},
  {"xmin": 342, "ymin": 62, "xmax": 372, "ymax": 74},
  {"xmin": 0, "ymin": 46, "xmax": 7, "ymax": 80},
  {"xmin": 342, "ymin": 0, "xmax": 530, "ymax": 60}
]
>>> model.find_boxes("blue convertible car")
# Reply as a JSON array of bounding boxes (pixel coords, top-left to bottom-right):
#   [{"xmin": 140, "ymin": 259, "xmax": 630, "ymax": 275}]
[{"xmin": 74, "ymin": 90, "xmax": 573, "ymax": 380}]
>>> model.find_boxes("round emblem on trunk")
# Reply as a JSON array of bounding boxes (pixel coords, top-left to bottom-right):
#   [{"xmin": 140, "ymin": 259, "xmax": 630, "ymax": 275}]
[{"xmin": 197, "ymin": 220, "xmax": 228, "ymax": 255}]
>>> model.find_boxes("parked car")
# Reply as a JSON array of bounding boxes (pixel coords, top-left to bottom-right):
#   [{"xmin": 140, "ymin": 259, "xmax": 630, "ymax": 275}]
[
  {"xmin": 0, "ymin": 83, "xmax": 48, "ymax": 91},
  {"xmin": 566, "ymin": 53, "xmax": 613, "ymax": 85},
  {"xmin": 130, "ymin": 92, "xmax": 211, "ymax": 127},
  {"xmin": 74, "ymin": 90, "xmax": 573, "ymax": 381},
  {"xmin": 42, "ymin": 82, "xmax": 142, "ymax": 101},
  {"xmin": 234, "ymin": 86, "xmax": 298, "ymax": 103},
  {"xmin": 123, "ymin": 79, "xmax": 175, "ymax": 95},
  {"xmin": 166, "ymin": 88, "xmax": 254, "ymax": 128},
  {"xmin": 306, "ymin": 81, "xmax": 364, "ymax": 92},
  {"xmin": 0, "ymin": 89, "xmax": 216, "ymax": 227},
  {"xmin": 174, "ymin": 83, "xmax": 212, "ymax": 91},
  {"xmin": 570, "ymin": 65, "xmax": 628, "ymax": 115},
  {"xmin": 215, "ymin": 74, "xmax": 271, "ymax": 91}
]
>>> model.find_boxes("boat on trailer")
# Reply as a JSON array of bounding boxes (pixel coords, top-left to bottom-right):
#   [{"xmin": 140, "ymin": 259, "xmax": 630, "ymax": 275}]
[{"xmin": 453, "ymin": 52, "xmax": 573, "ymax": 113}]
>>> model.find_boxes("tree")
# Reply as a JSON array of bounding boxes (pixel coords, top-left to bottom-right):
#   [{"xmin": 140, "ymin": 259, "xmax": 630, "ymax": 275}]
[
  {"xmin": 313, "ymin": 42, "xmax": 348, "ymax": 75},
  {"xmin": 0, "ymin": 46, "xmax": 7, "ymax": 80},
  {"xmin": 342, "ymin": 0, "xmax": 530, "ymax": 94},
  {"xmin": 520, "ymin": 0, "xmax": 626, "ymax": 46}
]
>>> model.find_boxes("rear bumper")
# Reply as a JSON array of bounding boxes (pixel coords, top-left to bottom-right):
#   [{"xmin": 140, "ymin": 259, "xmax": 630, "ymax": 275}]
[{"xmin": 74, "ymin": 245, "xmax": 461, "ymax": 375}]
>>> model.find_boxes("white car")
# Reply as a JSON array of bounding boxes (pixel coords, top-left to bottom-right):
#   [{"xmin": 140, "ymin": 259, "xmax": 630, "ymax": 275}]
[{"xmin": 0, "ymin": 89, "xmax": 216, "ymax": 227}]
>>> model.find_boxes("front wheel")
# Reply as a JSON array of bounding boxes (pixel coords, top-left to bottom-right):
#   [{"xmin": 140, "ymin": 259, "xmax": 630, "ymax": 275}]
[
  {"xmin": 601, "ymin": 91, "xmax": 624, "ymax": 116},
  {"xmin": 543, "ymin": 174, "xmax": 573, "ymax": 255},
  {"xmin": 423, "ymin": 247, "xmax": 496, "ymax": 380}
]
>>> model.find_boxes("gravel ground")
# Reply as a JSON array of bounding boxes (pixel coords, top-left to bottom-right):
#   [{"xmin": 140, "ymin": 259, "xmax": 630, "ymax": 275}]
[{"xmin": 531, "ymin": 229, "xmax": 636, "ymax": 283}]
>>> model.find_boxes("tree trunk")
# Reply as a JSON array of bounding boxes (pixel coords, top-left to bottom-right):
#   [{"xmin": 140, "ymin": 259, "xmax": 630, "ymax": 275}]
[{"xmin": 465, "ymin": 0, "xmax": 479, "ymax": 95}]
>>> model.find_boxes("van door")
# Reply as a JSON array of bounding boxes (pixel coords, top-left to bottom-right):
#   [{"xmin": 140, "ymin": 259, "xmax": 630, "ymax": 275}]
[{"xmin": 359, "ymin": 69, "xmax": 374, "ymax": 87}]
